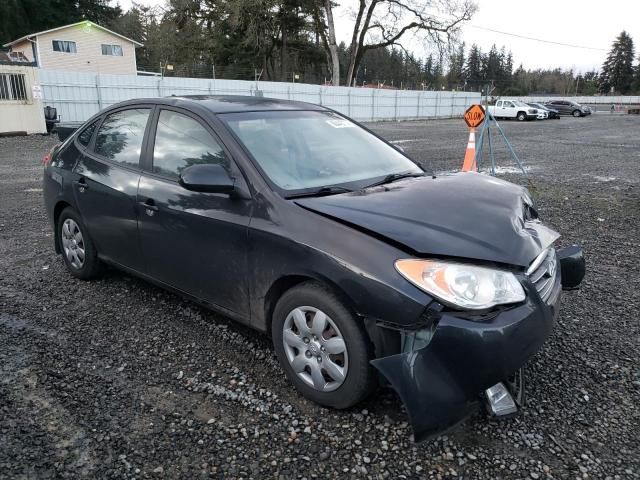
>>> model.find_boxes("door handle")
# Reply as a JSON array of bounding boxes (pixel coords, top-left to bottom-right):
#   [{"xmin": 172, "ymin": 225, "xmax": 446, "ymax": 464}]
[
  {"xmin": 139, "ymin": 199, "xmax": 159, "ymax": 215},
  {"xmin": 73, "ymin": 179, "xmax": 88, "ymax": 192}
]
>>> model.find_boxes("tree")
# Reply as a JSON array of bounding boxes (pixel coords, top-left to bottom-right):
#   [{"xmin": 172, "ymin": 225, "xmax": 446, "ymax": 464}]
[
  {"xmin": 634, "ymin": 52, "xmax": 640, "ymax": 92},
  {"xmin": 319, "ymin": 0, "xmax": 475, "ymax": 86},
  {"xmin": 312, "ymin": 1, "xmax": 340, "ymax": 85},
  {"xmin": 577, "ymin": 70, "xmax": 600, "ymax": 95},
  {"xmin": 445, "ymin": 42, "xmax": 464, "ymax": 89},
  {"xmin": 600, "ymin": 31, "xmax": 635, "ymax": 94},
  {"xmin": 0, "ymin": 0, "xmax": 121, "ymax": 44},
  {"xmin": 463, "ymin": 43, "xmax": 482, "ymax": 87}
]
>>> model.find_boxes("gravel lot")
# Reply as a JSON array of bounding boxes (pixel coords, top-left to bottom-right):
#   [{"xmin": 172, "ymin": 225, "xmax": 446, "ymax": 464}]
[{"xmin": 1, "ymin": 114, "xmax": 639, "ymax": 479}]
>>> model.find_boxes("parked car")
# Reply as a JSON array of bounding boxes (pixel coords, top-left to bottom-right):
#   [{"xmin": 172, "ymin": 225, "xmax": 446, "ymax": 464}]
[
  {"xmin": 527, "ymin": 102, "xmax": 560, "ymax": 119},
  {"xmin": 544, "ymin": 100, "xmax": 591, "ymax": 117},
  {"xmin": 535, "ymin": 108, "xmax": 548, "ymax": 120},
  {"xmin": 42, "ymin": 96, "xmax": 585, "ymax": 441},
  {"xmin": 487, "ymin": 99, "xmax": 538, "ymax": 121}
]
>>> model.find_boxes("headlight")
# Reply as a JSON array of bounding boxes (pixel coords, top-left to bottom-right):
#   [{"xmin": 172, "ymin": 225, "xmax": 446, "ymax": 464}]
[{"xmin": 395, "ymin": 259, "xmax": 525, "ymax": 310}]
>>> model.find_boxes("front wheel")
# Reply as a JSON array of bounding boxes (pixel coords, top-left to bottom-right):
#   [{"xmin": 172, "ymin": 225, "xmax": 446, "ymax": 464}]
[
  {"xmin": 272, "ymin": 282, "xmax": 376, "ymax": 409},
  {"xmin": 516, "ymin": 112, "xmax": 527, "ymax": 121},
  {"xmin": 572, "ymin": 109, "xmax": 582, "ymax": 117}
]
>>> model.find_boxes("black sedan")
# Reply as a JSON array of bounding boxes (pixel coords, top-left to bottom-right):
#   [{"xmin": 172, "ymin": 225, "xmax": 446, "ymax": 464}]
[
  {"xmin": 527, "ymin": 102, "xmax": 560, "ymax": 119},
  {"xmin": 42, "ymin": 96, "xmax": 584, "ymax": 440}
]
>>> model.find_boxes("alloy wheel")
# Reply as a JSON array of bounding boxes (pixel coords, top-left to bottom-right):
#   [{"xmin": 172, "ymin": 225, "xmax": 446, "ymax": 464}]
[
  {"xmin": 61, "ymin": 218, "xmax": 85, "ymax": 269},
  {"xmin": 282, "ymin": 306, "xmax": 348, "ymax": 392}
]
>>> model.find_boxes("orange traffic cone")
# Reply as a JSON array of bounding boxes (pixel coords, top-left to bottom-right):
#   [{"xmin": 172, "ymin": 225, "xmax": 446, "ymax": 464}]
[{"xmin": 461, "ymin": 128, "xmax": 477, "ymax": 172}]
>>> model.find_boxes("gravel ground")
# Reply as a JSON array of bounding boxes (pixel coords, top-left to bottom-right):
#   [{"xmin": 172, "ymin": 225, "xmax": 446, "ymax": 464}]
[{"xmin": 1, "ymin": 114, "xmax": 638, "ymax": 479}]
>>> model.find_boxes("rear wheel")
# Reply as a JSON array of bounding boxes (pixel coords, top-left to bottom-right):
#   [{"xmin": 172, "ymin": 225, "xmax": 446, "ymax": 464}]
[
  {"xmin": 57, "ymin": 207, "xmax": 103, "ymax": 280},
  {"xmin": 572, "ymin": 109, "xmax": 582, "ymax": 117},
  {"xmin": 516, "ymin": 111, "xmax": 527, "ymax": 121},
  {"xmin": 272, "ymin": 282, "xmax": 376, "ymax": 408}
]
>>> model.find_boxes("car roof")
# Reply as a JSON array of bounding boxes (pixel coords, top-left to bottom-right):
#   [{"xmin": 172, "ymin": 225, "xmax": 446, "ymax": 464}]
[{"xmin": 105, "ymin": 95, "xmax": 328, "ymax": 114}]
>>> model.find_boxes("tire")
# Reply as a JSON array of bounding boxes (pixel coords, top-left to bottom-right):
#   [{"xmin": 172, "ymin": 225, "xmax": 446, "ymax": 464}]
[
  {"xmin": 272, "ymin": 282, "xmax": 376, "ymax": 409},
  {"xmin": 57, "ymin": 207, "xmax": 103, "ymax": 280},
  {"xmin": 516, "ymin": 111, "xmax": 527, "ymax": 121},
  {"xmin": 572, "ymin": 109, "xmax": 582, "ymax": 117}
]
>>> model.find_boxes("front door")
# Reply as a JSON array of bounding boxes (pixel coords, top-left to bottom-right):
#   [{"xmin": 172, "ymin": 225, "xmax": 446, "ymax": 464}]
[
  {"xmin": 73, "ymin": 107, "xmax": 152, "ymax": 271},
  {"xmin": 136, "ymin": 108, "xmax": 252, "ymax": 318},
  {"xmin": 503, "ymin": 101, "xmax": 516, "ymax": 117}
]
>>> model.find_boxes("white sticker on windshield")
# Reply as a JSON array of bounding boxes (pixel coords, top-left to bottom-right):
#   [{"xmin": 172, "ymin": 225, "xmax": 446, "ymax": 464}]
[{"xmin": 326, "ymin": 119, "xmax": 355, "ymax": 128}]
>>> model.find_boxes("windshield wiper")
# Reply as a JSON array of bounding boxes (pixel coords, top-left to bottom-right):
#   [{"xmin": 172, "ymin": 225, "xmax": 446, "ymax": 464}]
[
  {"xmin": 285, "ymin": 185, "xmax": 353, "ymax": 199},
  {"xmin": 364, "ymin": 171, "xmax": 425, "ymax": 189}
]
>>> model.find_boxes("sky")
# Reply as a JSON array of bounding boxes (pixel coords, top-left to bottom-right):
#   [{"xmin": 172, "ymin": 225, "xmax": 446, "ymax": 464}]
[{"xmin": 112, "ymin": 0, "xmax": 640, "ymax": 73}]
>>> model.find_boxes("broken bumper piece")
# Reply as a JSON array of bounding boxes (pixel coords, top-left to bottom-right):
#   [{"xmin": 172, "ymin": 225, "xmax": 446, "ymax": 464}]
[
  {"xmin": 371, "ymin": 245, "xmax": 584, "ymax": 442},
  {"xmin": 371, "ymin": 283, "xmax": 560, "ymax": 442}
]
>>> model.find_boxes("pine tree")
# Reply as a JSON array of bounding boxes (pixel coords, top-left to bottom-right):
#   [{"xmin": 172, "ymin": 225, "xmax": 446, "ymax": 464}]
[
  {"xmin": 482, "ymin": 44, "xmax": 501, "ymax": 83},
  {"xmin": 600, "ymin": 31, "xmax": 635, "ymax": 94},
  {"xmin": 463, "ymin": 44, "xmax": 482, "ymax": 87},
  {"xmin": 0, "ymin": 0, "xmax": 121, "ymax": 44},
  {"xmin": 446, "ymin": 42, "xmax": 465, "ymax": 89},
  {"xmin": 634, "ymin": 52, "xmax": 640, "ymax": 92}
]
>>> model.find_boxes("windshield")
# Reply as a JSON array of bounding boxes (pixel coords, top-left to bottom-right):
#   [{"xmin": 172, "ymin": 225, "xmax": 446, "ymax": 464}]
[{"xmin": 221, "ymin": 110, "xmax": 422, "ymax": 192}]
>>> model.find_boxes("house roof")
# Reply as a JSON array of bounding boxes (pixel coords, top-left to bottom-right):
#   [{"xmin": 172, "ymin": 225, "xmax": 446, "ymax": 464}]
[{"xmin": 2, "ymin": 20, "xmax": 144, "ymax": 48}]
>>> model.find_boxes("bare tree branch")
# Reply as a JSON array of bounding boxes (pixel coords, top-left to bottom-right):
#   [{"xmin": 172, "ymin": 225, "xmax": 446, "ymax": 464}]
[{"xmin": 339, "ymin": 0, "xmax": 476, "ymax": 86}]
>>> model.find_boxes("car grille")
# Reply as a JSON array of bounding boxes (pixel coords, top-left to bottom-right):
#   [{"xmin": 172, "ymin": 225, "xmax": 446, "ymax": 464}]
[{"xmin": 526, "ymin": 248, "xmax": 558, "ymax": 303}]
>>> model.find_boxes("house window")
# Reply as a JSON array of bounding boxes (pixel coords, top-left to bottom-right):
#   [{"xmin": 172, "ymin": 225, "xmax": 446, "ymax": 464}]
[
  {"xmin": 52, "ymin": 40, "xmax": 77, "ymax": 53},
  {"xmin": 0, "ymin": 73, "xmax": 27, "ymax": 101},
  {"xmin": 101, "ymin": 44, "xmax": 123, "ymax": 56}
]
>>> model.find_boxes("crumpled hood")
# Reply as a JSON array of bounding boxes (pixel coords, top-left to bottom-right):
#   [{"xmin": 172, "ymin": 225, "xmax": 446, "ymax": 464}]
[{"xmin": 295, "ymin": 172, "xmax": 559, "ymax": 267}]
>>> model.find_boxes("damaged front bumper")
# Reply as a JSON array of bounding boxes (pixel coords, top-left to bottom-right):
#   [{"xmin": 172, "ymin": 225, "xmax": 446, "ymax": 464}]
[{"xmin": 371, "ymin": 245, "xmax": 585, "ymax": 442}]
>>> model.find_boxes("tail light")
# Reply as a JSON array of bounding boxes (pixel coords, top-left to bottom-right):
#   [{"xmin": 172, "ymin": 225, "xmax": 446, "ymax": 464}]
[{"xmin": 42, "ymin": 145, "xmax": 58, "ymax": 167}]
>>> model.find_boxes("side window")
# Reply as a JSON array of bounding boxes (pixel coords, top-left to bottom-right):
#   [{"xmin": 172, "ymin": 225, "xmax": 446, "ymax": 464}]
[
  {"xmin": 152, "ymin": 110, "xmax": 228, "ymax": 180},
  {"xmin": 496, "ymin": 101, "xmax": 503, "ymax": 107},
  {"xmin": 101, "ymin": 44, "xmax": 123, "ymax": 56},
  {"xmin": 93, "ymin": 108, "xmax": 150, "ymax": 167},
  {"xmin": 77, "ymin": 119, "xmax": 99, "ymax": 147},
  {"xmin": 505, "ymin": 101, "xmax": 515, "ymax": 108},
  {"xmin": 52, "ymin": 40, "xmax": 77, "ymax": 53}
]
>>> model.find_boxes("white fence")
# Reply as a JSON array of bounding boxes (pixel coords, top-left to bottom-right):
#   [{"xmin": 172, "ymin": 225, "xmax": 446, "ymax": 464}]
[
  {"xmin": 514, "ymin": 95, "xmax": 640, "ymax": 105},
  {"xmin": 38, "ymin": 70, "xmax": 481, "ymax": 123}
]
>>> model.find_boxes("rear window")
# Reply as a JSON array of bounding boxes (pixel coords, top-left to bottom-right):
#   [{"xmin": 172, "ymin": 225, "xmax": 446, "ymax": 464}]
[
  {"xmin": 77, "ymin": 120, "xmax": 99, "ymax": 147},
  {"xmin": 93, "ymin": 108, "xmax": 150, "ymax": 167}
]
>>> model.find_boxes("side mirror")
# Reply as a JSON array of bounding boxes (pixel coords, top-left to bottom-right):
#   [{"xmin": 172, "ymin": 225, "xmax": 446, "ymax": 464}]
[
  {"xmin": 557, "ymin": 245, "xmax": 585, "ymax": 290},
  {"xmin": 179, "ymin": 164, "xmax": 235, "ymax": 194}
]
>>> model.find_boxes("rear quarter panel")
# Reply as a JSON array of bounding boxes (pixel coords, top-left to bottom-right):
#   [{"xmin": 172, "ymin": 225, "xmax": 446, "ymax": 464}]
[{"xmin": 43, "ymin": 140, "xmax": 83, "ymax": 244}]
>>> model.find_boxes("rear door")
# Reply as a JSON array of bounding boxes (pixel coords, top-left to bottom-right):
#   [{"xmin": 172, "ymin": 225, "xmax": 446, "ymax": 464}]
[
  {"xmin": 136, "ymin": 107, "xmax": 253, "ymax": 317},
  {"xmin": 73, "ymin": 106, "xmax": 152, "ymax": 271}
]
